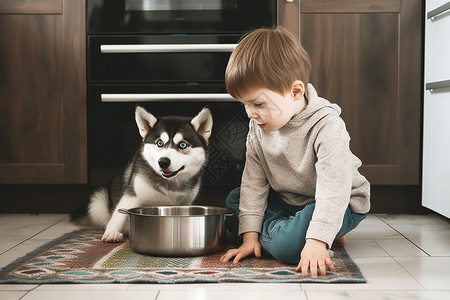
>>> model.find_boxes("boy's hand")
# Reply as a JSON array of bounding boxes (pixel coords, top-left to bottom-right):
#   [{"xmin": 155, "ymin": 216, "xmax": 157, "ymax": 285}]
[
  {"xmin": 295, "ymin": 238, "xmax": 335, "ymax": 278},
  {"xmin": 219, "ymin": 232, "xmax": 261, "ymax": 264}
]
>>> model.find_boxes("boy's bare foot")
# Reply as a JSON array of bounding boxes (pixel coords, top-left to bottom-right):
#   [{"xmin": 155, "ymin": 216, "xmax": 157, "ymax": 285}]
[{"xmin": 332, "ymin": 236, "xmax": 346, "ymax": 247}]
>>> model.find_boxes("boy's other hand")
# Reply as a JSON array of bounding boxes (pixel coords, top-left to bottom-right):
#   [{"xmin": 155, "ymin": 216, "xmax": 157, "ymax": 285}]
[
  {"xmin": 219, "ymin": 232, "xmax": 261, "ymax": 264},
  {"xmin": 296, "ymin": 238, "xmax": 335, "ymax": 278}
]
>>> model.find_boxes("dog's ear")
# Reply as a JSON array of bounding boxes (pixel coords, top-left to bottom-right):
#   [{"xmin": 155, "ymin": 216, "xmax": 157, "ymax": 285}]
[
  {"xmin": 135, "ymin": 106, "xmax": 157, "ymax": 139},
  {"xmin": 191, "ymin": 106, "xmax": 213, "ymax": 144}
]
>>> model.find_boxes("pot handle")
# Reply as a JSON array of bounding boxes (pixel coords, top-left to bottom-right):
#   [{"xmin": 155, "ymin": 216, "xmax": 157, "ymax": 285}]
[
  {"xmin": 224, "ymin": 209, "xmax": 235, "ymax": 217},
  {"xmin": 118, "ymin": 208, "xmax": 130, "ymax": 215}
]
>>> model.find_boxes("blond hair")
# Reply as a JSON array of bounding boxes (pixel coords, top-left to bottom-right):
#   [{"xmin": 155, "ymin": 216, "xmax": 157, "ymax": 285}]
[{"xmin": 225, "ymin": 26, "xmax": 312, "ymax": 99}]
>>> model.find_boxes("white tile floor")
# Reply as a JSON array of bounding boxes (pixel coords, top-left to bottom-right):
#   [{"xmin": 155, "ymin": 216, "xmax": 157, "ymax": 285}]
[{"xmin": 1, "ymin": 214, "xmax": 450, "ymax": 299}]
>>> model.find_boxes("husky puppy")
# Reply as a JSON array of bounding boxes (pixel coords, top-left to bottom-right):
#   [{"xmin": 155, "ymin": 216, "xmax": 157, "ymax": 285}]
[{"xmin": 72, "ymin": 106, "xmax": 213, "ymax": 243}]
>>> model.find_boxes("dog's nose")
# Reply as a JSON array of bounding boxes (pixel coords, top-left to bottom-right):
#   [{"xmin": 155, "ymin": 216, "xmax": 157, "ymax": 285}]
[{"xmin": 158, "ymin": 157, "xmax": 171, "ymax": 169}]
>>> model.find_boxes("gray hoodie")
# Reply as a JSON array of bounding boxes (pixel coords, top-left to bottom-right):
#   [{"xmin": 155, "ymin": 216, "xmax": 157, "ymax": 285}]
[{"xmin": 238, "ymin": 84, "xmax": 371, "ymax": 248}]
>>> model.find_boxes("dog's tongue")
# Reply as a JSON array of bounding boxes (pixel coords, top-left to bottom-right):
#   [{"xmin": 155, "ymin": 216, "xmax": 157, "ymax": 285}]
[{"xmin": 163, "ymin": 171, "xmax": 173, "ymax": 176}]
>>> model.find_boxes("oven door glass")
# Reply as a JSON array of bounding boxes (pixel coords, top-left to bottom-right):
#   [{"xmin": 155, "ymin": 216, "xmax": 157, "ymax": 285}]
[
  {"xmin": 87, "ymin": 0, "xmax": 277, "ymax": 34},
  {"xmin": 88, "ymin": 35, "xmax": 238, "ymax": 83}
]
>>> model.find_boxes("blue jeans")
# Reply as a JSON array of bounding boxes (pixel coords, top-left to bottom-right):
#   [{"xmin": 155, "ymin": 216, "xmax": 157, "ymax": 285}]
[{"xmin": 225, "ymin": 187, "xmax": 366, "ymax": 265}]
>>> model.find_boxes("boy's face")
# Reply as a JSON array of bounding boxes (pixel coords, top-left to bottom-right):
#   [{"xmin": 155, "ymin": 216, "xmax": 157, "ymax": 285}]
[{"xmin": 238, "ymin": 85, "xmax": 305, "ymax": 131}]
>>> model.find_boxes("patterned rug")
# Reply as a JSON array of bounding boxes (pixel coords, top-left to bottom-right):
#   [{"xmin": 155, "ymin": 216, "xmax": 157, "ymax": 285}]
[{"xmin": 0, "ymin": 229, "xmax": 366, "ymax": 284}]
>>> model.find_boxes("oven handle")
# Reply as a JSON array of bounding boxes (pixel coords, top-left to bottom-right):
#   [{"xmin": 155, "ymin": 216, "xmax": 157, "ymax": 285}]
[
  {"xmin": 100, "ymin": 44, "xmax": 237, "ymax": 53},
  {"xmin": 101, "ymin": 93, "xmax": 236, "ymax": 102}
]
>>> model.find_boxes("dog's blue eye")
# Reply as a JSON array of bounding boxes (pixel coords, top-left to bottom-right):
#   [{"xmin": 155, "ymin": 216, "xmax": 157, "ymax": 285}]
[
  {"xmin": 156, "ymin": 139, "xmax": 164, "ymax": 147},
  {"xmin": 179, "ymin": 142, "xmax": 187, "ymax": 149}
]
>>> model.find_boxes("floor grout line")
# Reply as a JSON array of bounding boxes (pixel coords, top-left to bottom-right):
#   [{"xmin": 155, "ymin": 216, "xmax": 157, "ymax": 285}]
[
  {"xmin": 371, "ymin": 239, "xmax": 391, "ymax": 257},
  {"xmin": 0, "ymin": 216, "xmax": 70, "ymax": 256},
  {"xmin": 18, "ymin": 285, "xmax": 40, "ymax": 300},
  {"xmin": 390, "ymin": 256, "xmax": 428, "ymax": 291},
  {"xmin": 368, "ymin": 218, "xmax": 429, "ymax": 290},
  {"xmin": 376, "ymin": 216, "xmax": 432, "ymax": 257}
]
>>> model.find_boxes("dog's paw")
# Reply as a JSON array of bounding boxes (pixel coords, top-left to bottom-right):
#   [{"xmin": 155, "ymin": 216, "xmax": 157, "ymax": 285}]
[{"xmin": 101, "ymin": 231, "xmax": 124, "ymax": 243}]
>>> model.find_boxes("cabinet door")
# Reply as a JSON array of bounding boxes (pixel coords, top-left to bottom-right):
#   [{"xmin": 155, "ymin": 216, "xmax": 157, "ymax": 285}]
[
  {"xmin": 422, "ymin": 0, "xmax": 450, "ymax": 218},
  {"xmin": 0, "ymin": 0, "xmax": 87, "ymax": 183},
  {"xmin": 300, "ymin": 0, "xmax": 422, "ymax": 184}
]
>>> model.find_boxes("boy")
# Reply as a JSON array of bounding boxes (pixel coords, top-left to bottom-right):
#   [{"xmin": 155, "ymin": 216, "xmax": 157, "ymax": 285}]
[{"xmin": 220, "ymin": 27, "xmax": 370, "ymax": 278}]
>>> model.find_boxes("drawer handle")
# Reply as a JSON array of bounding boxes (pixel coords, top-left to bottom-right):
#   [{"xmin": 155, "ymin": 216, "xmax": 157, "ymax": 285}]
[
  {"xmin": 426, "ymin": 80, "xmax": 450, "ymax": 91},
  {"xmin": 101, "ymin": 93, "xmax": 236, "ymax": 102},
  {"xmin": 100, "ymin": 44, "xmax": 237, "ymax": 53},
  {"xmin": 427, "ymin": 1, "xmax": 450, "ymax": 19}
]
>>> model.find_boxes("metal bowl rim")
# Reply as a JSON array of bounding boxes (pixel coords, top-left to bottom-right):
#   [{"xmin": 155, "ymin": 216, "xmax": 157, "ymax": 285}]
[{"xmin": 119, "ymin": 205, "xmax": 233, "ymax": 217}]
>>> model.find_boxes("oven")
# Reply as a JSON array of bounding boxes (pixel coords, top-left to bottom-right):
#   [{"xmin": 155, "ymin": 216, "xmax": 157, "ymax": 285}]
[{"xmin": 86, "ymin": 0, "xmax": 277, "ymax": 200}]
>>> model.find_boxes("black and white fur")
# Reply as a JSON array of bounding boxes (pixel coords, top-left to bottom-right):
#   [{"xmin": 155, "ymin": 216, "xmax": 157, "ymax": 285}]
[{"xmin": 72, "ymin": 106, "xmax": 213, "ymax": 243}]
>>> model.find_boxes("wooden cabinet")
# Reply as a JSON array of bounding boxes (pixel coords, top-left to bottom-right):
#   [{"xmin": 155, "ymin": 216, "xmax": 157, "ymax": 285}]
[
  {"xmin": 0, "ymin": 0, "xmax": 87, "ymax": 183},
  {"xmin": 299, "ymin": 0, "xmax": 422, "ymax": 185}
]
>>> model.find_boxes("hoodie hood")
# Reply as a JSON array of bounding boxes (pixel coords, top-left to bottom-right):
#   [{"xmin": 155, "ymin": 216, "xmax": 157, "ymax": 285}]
[
  {"xmin": 295, "ymin": 84, "xmax": 341, "ymax": 120},
  {"xmin": 278, "ymin": 83, "xmax": 342, "ymax": 133}
]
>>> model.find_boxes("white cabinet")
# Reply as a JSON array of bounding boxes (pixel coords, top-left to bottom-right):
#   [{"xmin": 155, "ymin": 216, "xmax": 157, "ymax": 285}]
[{"xmin": 422, "ymin": 0, "xmax": 450, "ymax": 218}]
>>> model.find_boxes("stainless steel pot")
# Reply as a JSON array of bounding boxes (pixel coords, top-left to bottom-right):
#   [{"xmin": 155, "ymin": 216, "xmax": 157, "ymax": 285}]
[{"xmin": 119, "ymin": 206, "xmax": 233, "ymax": 256}]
